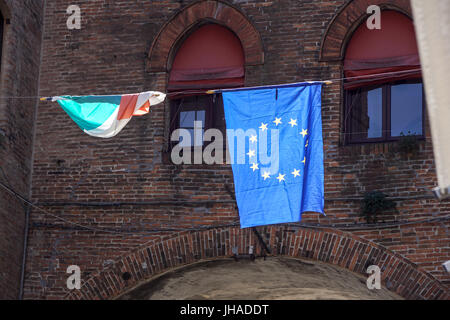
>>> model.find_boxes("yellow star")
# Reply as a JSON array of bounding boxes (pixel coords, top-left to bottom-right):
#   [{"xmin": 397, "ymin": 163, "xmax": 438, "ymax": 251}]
[
  {"xmin": 288, "ymin": 118, "xmax": 298, "ymax": 127},
  {"xmin": 247, "ymin": 149, "xmax": 256, "ymax": 158},
  {"xmin": 276, "ymin": 173, "xmax": 286, "ymax": 183},
  {"xmin": 251, "ymin": 163, "xmax": 259, "ymax": 172},
  {"xmin": 259, "ymin": 123, "xmax": 268, "ymax": 132},
  {"xmin": 302, "ymin": 157, "xmax": 306, "ymax": 165},
  {"xmin": 305, "ymin": 140, "xmax": 309, "ymax": 148},
  {"xmin": 250, "ymin": 135, "xmax": 258, "ymax": 143},
  {"xmin": 262, "ymin": 171, "xmax": 271, "ymax": 180},
  {"xmin": 292, "ymin": 169, "xmax": 301, "ymax": 178},
  {"xmin": 273, "ymin": 117, "xmax": 282, "ymax": 126},
  {"xmin": 300, "ymin": 129, "xmax": 308, "ymax": 138}
]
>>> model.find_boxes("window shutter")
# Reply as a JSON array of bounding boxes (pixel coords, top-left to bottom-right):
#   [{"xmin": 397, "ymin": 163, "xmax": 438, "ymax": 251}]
[
  {"xmin": 344, "ymin": 11, "xmax": 421, "ymax": 90},
  {"xmin": 168, "ymin": 24, "xmax": 245, "ymax": 95}
]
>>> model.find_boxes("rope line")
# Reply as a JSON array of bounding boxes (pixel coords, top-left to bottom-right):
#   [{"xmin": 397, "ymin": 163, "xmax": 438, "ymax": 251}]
[
  {"xmin": 0, "ymin": 69, "xmax": 422, "ymax": 99},
  {"xmin": 1, "ymin": 173, "xmax": 447, "ymax": 235},
  {"xmin": 0, "ymin": 178, "xmax": 240, "ymax": 234}
]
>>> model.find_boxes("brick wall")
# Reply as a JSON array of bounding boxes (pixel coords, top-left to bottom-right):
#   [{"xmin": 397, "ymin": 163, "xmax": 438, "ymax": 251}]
[
  {"xmin": 65, "ymin": 226, "xmax": 449, "ymax": 300},
  {"xmin": 0, "ymin": 0, "xmax": 44, "ymax": 299},
  {"xmin": 23, "ymin": 0, "xmax": 449, "ymax": 299}
]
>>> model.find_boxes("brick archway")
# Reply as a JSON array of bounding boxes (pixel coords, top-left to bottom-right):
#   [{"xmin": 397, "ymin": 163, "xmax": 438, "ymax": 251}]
[
  {"xmin": 65, "ymin": 226, "xmax": 449, "ymax": 300},
  {"xmin": 146, "ymin": 0, "xmax": 264, "ymax": 72},
  {"xmin": 320, "ymin": 0, "xmax": 413, "ymax": 61}
]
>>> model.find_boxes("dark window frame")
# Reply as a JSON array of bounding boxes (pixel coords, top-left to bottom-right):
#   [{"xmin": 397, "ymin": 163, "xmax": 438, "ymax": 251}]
[
  {"xmin": 344, "ymin": 79, "xmax": 426, "ymax": 145},
  {"xmin": 170, "ymin": 94, "xmax": 226, "ymax": 151},
  {"xmin": 0, "ymin": 11, "xmax": 3, "ymax": 73}
]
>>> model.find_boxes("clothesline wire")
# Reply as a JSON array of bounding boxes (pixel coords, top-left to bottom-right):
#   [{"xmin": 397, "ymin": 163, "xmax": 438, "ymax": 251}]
[
  {"xmin": 1, "ymin": 167, "xmax": 446, "ymax": 236},
  {"xmin": 335, "ymin": 130, "xmax": 428, "ymax": 137},
  {"xmin": 207, "ymin": 68, "xmax": 421, "ymax": 94},
  {"xmin": 0, "ymin": 68, "xmax": 433, "ymax": 234},
  {"xmin": 0, "ymin": 176, "xmax": 241, "ymax": 235},
  {"xmin": 0, "ymin": 68, "xmax": 422, "ymax": 99}
]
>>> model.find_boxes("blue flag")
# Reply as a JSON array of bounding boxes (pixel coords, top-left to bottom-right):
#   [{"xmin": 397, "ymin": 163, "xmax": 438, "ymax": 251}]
[{"xmin": 222, "ymin": 83, "xmax": 324, "ymax": 228}]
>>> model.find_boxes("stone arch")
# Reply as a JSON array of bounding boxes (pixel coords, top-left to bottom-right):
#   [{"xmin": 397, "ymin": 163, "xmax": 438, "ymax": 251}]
[
  {"xmin": 146, "ymin": 0, "xmax": 264, "ymax": 72},
  {"xmin": 117, "ymin": 257, "xmax": 404, "ymax": 300},
  {"xmin": 320, "ymin": 0, "xmax": 413, "ymax": 61},
  {"xmin": 65, "ymin": 226, "xmax": 449, "ymax": 300}
]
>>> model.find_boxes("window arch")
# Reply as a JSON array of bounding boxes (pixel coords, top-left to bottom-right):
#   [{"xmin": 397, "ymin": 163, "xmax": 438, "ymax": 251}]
[
  {"xmin": 320, "ymin": 0, "xmax": 413, "ymax": 61},
  {"xmin": 146, "ymin": 0, "xmax": 264, "ymax": 72},
  {"xmin": 168, "ymin": 24, "xmax": 245, "ymax": 152},
  {"xmin": 343, "ymin": 10, "xmax": 424, "ymax": 144}
]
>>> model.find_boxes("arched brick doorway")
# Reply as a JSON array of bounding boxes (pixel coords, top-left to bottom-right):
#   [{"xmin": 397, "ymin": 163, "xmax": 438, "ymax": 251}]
[
  {"xmin": 65, "ymin": 226, "xmax": 449, "ymax": 300},
  {"xmin": 116, "ymin": 257, "xmax": 402, "ymax": 300}
]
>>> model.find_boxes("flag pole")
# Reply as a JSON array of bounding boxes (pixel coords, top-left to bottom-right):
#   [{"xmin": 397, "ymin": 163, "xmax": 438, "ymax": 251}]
[{"xmin": 205, "ymin": 80, "xmax": 332, "ymax": 95}]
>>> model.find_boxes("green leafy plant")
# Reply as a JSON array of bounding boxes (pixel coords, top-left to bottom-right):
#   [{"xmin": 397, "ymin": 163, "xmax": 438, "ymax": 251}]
[
  {"xmin": 397, "ymin": 131, "xmax": 420, "ymax": 156},
  {"xmin": 360, "ymin": 191, "xmax": 396, "ymax": 224}
]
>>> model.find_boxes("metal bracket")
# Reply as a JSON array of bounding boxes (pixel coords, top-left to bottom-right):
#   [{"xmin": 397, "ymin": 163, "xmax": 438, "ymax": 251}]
[{"xmin": 252, "ymin": 227, "xmax": 271, "ymax": 256}]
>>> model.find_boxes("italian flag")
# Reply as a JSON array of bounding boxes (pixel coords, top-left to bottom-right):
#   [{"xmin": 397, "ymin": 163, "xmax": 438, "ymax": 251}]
[{"xmin": 53, "ymin": 91, "xmax": 166, "ymax": 138}]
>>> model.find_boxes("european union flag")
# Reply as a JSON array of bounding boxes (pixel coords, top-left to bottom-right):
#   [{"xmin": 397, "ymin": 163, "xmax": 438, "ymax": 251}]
[{"xmin": 222, "ymin": 82, "xmax": 324, "ymax": 228}]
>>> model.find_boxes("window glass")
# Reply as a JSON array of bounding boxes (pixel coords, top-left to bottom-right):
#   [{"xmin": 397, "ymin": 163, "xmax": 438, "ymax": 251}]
[
  {"xmin": 193, "ymin": 126, "xmax": 204, "ymax": 147},
  {"xmin": 194, "ymin": 111, "xmax": 204, "ymax": 147},
  {"xmin": 178, "ymin": 110, "xmax": 205, "ymax": 147},
  {"xmin": 346, "ymin": 81, "xmax": 424, "ymax": 143},
  {"xmin": 367, "ymin": 88, "xmax": 383, "ymax": 139},
  {"xmin": 391, "ymin": 83, "xmax": 423, "ymax": 137},
  {"xmin": 180, "ymin": 111, "xmax": 195, "ymax": 128},
  {"xmin": 179, "ymin": 129, "xmax": 194, "ymax": 148},
  {"xmin": 170, "ymin": 95, "xmax": 226, "ymax": 150},
  {"xmin": 197, "ymin": 110, "xmax": 205, "ymax": 124},
  {"xmin": 349, "ymin": 87, "xmax": 383, "ymax": 141}
]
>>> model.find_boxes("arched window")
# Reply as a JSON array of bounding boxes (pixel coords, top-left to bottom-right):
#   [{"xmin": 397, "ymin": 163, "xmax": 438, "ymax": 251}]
[
  {"xmin": 344, "ymin": 11, "xmax": 424, "ymax": 144},
  {"xmin": 169, "ymin": 24, "xmax": 245, "ymax": 149}
]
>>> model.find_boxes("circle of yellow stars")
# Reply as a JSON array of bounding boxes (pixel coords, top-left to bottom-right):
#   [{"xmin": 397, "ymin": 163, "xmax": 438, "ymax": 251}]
[{"xmin": 248, "ymin": 117, "xmax": 309, "ymax": 183}]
